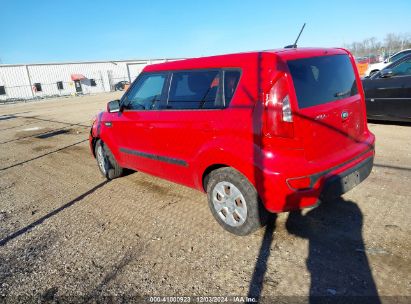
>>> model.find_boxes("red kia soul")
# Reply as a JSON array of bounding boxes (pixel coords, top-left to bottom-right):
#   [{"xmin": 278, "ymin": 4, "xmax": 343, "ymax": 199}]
[{"xmin": 90, "ymin": 48, "xmax": 375, "ymax": 235}]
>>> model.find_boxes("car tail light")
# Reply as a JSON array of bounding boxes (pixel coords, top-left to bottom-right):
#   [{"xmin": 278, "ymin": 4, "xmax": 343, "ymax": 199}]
[{"xmin": 263, "ymin": 73, "xmax": 294, "ymax": 138}]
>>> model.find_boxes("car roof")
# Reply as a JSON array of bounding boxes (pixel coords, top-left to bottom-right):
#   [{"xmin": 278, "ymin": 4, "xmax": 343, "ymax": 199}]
[{"xmin": 143, "ymin": 48, "xmax": 349, "ymax": 72}]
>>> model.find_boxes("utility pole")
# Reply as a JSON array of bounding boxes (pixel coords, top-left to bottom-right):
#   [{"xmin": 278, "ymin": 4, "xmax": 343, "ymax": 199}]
[{"xmin": 25, "ymin": 65, "xmax": 35, "ymax": 98}]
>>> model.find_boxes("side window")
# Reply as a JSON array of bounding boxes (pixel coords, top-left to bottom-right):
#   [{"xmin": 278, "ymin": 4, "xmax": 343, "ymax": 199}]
[
  {"xmin": 391, "ymin": 59, "xmax": 411, "ymax": 76},
  {"xmin": 167, "ymin": 70, "xmax": 221, "ymax": 109},
  {"xmin": 223, "ymin": 70, "xmax": 241, "ymax": 105},
  {"xmin": 125, "ymin": 73, "xmax": 167, "ymax": 110}
]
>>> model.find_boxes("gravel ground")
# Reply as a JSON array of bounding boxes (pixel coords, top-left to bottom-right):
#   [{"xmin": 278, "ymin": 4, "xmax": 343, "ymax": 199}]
[{"xmin": 0, "ymin": 93, "xmax": 410, "ymax": 303}]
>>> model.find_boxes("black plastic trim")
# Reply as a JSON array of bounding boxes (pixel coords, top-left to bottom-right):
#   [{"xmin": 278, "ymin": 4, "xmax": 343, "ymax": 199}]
[
  {"xmin": 310, "ymin": 147, "xmax": 374, "ymax": 187},
  {"xmin": 119, "ymin": 147, "xmax": 188, "ymax": 167}
]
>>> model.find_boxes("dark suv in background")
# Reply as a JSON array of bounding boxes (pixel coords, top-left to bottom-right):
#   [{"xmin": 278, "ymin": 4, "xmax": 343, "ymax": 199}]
[{"xmin": 363, "ymin": 54, "xmax": 411, "ymax": 122}]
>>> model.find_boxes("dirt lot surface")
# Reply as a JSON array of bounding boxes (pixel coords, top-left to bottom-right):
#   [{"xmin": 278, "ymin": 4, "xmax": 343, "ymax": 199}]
[{"xmin": 0, "ymin": 93, "xmax": 410, "ymax": 303}]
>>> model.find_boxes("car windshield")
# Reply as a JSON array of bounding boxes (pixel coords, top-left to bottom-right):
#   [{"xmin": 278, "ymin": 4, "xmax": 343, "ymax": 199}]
[{"xmin": 390, "ymin": 51, "xmax": 411, "ymax": 62}]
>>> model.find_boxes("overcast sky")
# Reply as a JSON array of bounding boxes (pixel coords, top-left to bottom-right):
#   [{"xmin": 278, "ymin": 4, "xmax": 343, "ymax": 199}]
[{"xmin": 1, "ymin": 0, "xmax": 410, "ymax": 64}]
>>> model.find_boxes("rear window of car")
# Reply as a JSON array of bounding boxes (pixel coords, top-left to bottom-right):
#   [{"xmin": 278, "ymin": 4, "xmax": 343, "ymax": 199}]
[
  {"xmin": 167, "ymin": 70, "xmax": 222, "ymax": 109},
  {"xmin": 287, "ymin": 55, "xmax": 358, "ymax": 109}
]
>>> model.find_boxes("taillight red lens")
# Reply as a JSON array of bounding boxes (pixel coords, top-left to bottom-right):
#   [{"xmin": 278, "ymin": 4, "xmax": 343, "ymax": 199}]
[{"xmin": 263, "ymin": 73, "xmax": 294, "ymax": 138}]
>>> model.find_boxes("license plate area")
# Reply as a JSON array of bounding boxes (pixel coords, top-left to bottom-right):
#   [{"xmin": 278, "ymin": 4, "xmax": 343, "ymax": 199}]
[
  {"xmin": 320, "ymin": 156, "xmax": 373, "ymax": 200},
  {"xmin": 341, "ymin": 170, "xmax": 360, "ymax": 192}
]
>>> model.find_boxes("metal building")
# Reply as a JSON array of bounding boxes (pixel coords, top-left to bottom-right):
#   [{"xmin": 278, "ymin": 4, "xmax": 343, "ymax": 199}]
[{"xmin": 0, "ymin": 58, "xmax": 181, "ymax": 102}]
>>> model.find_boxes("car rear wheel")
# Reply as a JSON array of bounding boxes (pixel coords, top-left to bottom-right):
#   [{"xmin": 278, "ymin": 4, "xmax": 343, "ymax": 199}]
[
  {"xmin": 95, "ymin": 139, "xmax": 123, "ymax": 179},
  {"xmin": 206, "ymin": 167, "xmax": 269, "ymax": 235}
]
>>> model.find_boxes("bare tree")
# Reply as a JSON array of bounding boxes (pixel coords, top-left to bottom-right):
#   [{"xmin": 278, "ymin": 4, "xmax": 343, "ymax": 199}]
[{"xmin": 344, "ymin": 32, "xmax": 411, "ymax": 59}]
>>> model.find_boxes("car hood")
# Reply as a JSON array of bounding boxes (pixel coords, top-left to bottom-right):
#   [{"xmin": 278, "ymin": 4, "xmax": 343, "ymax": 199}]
[{"xmin": 368, "ymin": 62, "xmax": 387, "ymax": 71}]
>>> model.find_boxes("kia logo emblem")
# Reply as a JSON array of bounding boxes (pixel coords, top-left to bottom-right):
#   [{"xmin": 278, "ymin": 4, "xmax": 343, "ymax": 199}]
[{"xmin": 341, "ymin": 111, "xmax": 349, "ymax": 119}]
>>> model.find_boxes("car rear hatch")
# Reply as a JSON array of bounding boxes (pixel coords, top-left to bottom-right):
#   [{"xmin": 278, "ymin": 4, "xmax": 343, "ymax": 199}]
[{"xmin": 286, "ymin": 52, "xmax": 369, "ymax": 162}]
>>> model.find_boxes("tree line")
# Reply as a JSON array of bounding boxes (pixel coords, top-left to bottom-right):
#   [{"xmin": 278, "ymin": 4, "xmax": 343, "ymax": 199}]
[{"xmin": 343, "ymin": 33, "xmax": 411, "ymax": 58}]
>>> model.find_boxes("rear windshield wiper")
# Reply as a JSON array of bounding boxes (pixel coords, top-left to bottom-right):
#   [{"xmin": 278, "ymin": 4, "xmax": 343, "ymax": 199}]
[{"xmin": 334, "ymin": 90, "xmax": 351, "ymax": 98}]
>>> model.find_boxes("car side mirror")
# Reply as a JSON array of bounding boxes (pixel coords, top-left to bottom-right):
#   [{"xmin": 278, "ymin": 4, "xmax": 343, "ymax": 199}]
[
  {"xmin": 369, "ymin": 70, "xmax": 379, "ymax": 77},
  {"xmin": 380, "ymin": 69, "xmax": 393, "ymax": 78},
  {"xmin": 107, "ymin": 99, "xmax": 121, "ymax": 113}
]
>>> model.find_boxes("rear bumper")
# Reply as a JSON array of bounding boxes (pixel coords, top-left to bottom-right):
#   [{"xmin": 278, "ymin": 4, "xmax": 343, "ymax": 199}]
[
  {"xmin": 261, "ymin": 147, "xmax": 375, "ymax": 213},
  {"xmin": 320, "ymin": 155, "xmax": 373, "ymax": 200}
]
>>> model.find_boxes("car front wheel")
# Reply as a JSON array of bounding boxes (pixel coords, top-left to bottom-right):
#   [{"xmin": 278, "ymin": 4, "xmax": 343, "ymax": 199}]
[{"xmin": 95, "ymin": 139, "xmax": 123, "ymax": 179}]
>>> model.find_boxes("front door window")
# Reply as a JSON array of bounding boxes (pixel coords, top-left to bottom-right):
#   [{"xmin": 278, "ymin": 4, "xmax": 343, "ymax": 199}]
[{"xmin": 124, "ymin": 73, "xmax": 167, "ymax": 110}]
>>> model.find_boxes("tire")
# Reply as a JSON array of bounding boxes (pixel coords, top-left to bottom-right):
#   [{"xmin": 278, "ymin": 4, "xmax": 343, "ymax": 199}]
[
  {"xmin": 95, "ymin": 139, "xmax": 123, "ymax": 179},
  {"xmin": 206, "ymin": 167, "xmax": 269, "ymax": 235}
]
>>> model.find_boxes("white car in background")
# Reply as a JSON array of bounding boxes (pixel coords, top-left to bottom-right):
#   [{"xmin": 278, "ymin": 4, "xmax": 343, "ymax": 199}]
[{"xmin": 365, "ymin": 49, "xmax": 411, "ymax": 76}]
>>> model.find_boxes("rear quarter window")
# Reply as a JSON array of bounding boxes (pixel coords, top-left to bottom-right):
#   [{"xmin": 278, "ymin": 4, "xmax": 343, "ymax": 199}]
[
  {"xmin": 224, "ymin": 70, "xmax": 241, "ymax": 105},
  {"xmin": 288, "ymin": 55, "xmax": 358, "ymax": 109}
]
